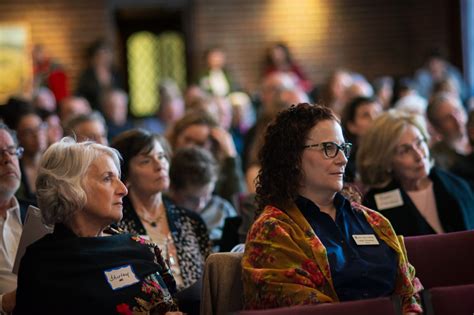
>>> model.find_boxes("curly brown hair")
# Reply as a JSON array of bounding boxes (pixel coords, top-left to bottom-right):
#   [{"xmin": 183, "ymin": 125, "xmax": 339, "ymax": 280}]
[{"xmin": 255, "ymin": 103, "xmax": 338, "ymax": 214}]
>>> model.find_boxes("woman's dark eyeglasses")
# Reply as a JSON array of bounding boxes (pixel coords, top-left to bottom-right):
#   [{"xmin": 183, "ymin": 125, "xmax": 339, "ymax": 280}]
[
  {"xmin": 0, "ymin": 146, "xmax": 24, "ymax": 158},
  {"xmin": 303, "ymin": 142, "xmax": 352, "ymax": 159}
]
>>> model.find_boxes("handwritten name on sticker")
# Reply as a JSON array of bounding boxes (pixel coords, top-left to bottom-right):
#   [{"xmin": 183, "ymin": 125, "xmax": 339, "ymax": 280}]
[{"xmin": 104, "ymin": 265, "xmax": 140, "ymax": 290}]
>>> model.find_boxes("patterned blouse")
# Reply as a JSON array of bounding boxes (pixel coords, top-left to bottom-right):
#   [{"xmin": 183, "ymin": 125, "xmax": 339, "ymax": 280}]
[
  {"xmin": 118, "ymin": 196, "xmax": 211, "ymax": 290},
  {"xmin": 242, "ymin": 201, "xmax": 423, "ymax": 314}
]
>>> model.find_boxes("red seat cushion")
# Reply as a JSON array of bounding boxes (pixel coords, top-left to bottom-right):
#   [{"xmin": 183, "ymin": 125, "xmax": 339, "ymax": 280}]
[
  {"xmin": 239, "ymin": 297, "xmax": 398, "ymax": 315},
  {"xmin": 404, "ymin": 230, "xmax": 474, "ymax": 288},
  {"xmin": 429, "ymin": 284, "xmax": 474, "ymax": 315}
]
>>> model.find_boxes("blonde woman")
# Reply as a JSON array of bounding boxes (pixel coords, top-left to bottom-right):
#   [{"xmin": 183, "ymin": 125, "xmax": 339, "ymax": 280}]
[{"xmin": 357, "ymin": 110, "xmax": 474, "ymax": 236}]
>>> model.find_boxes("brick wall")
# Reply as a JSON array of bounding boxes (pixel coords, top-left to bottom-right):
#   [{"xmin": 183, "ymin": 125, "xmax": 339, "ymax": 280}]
[
  {"xmin": 193, "ymin": 0, "xmax": 457, "ymax": 92},
  {"xmin": 0, "ymin": 0, "xmax": 458, "ymax": 95},
  {"xmin": 0, "ymin": 0, "xmax": 111, "ymax": 95}
]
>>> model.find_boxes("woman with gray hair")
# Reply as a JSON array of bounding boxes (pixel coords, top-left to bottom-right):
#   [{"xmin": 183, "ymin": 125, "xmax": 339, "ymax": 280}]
[
  {"xmin": 358, "ymin": 110, "xmax": 474, "ymax": 236},
  {"xmin": 14, "ymin": 138, "xmax": 183, "ymax": 315}
]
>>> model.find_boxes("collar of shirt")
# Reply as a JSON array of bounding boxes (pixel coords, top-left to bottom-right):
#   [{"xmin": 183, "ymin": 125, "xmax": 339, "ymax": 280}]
[
  {"xmin": 295, "ymin": 192, "xmax": 353, "ymax": 220},
  {"xmin": 1, "ymin": 197, "xmax": 20, "ymax": 223},
  {"xmin": 0, "ymin": 197, "xmax": 21, "ymax": 294}
]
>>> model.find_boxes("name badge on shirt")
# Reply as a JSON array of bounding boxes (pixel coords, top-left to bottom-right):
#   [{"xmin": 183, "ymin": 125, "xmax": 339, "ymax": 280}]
[
  {"xmin": 104, "ymin": 265, "xmax": 140, "ymax": 290},
  {"xmin": 374, "ymin": 189, "xmax": 404, "ymax": 210},
  {"xmin": 352, "ymin": 234, "xmax": 380, "ymax": 245}
]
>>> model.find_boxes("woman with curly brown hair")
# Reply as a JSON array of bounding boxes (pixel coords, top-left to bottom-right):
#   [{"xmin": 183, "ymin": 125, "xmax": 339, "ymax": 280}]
[{"xmin": 242, "ymin": 103, "xmax": 422, "ymax": 314}]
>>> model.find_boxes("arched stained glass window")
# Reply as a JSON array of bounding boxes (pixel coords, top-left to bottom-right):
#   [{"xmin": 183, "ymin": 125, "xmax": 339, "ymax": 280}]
[{"xmin": 127, "ymin": 31, "xmax": 186, "ymax": 117}]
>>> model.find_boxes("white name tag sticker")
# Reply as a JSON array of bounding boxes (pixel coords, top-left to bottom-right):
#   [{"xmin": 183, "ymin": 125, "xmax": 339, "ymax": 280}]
[
  {"xmin": 374, "ymin": 189, "xmax": 404, "ymax": 210},
  {"xmin": 352, "ymin": 234, "xmax": 380, "ymax": 245},
  {"xmin": 104, "ymin": 265, "xmax": 140, "ymax": 290}
]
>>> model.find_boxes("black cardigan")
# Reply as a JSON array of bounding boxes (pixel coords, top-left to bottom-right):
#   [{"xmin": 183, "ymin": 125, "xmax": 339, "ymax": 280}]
[{"xmin": 363, "ymin": 167, "xmax": 474, "ymax": 236}]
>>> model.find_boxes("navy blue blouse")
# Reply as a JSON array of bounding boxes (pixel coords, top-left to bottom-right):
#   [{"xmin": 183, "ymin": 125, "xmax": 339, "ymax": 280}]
[{"xmin": 295, "ymin": 193, "xmax": 398, "ymax": 301}]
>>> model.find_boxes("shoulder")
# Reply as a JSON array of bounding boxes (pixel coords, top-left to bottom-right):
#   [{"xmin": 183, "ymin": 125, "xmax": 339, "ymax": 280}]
[
  {"xmin": 209, "ymin": 195, "xmax": 237, "ymax": 215},
  {"xmin": 351, "ymin": 202, "xmax": 393, "ymax": 228},
  {"xmin": 247, "ymin": 205, "xmax": 294, "ymax": 239},
  {"xmin": 163, "ymin": 196, "xmax": 207, "ymax": 226},
  {"xmin": 432, "ymin": 167, "xmax": 470, "ymax": 188}
]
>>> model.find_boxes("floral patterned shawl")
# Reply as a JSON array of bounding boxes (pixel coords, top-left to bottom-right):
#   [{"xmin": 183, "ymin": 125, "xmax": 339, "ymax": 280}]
[{"xmin": 242, "ymin": 201, "xmax": 423, "ymax": 314}]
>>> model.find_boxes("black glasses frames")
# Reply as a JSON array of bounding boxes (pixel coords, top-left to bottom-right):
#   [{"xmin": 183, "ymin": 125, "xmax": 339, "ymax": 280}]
[{"xmin": 303, "ymin": 142, "xmax": 352, "ymax": 158}]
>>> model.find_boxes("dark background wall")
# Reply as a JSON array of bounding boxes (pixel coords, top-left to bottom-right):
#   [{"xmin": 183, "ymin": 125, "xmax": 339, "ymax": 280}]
[{"xmin": 0, "ymin": 0, "xmax": 461, "ymax": 93}]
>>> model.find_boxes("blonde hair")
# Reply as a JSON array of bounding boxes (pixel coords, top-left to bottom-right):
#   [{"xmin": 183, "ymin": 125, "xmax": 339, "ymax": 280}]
[
  {"xmin": 36, "ymin": 137, "xmax": 121, "ymax": 226},
  {"xmin": 357, "ymin": 110, "xmax": 431, "ymax": 188}
]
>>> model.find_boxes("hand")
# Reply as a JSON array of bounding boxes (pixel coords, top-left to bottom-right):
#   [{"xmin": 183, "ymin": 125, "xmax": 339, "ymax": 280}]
[
  {"xmin": 2, "ymin": 289, "xmax": 16, "ymax": 313},
  {"xmin": 210, "ymin": 127, "xmax": 237, "ymax": 158}
]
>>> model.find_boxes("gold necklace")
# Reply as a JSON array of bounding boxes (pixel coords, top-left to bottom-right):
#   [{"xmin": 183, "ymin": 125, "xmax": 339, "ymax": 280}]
[{"xmin": 136, "ymin": 209, "xmax": 164, "ymax": 228}]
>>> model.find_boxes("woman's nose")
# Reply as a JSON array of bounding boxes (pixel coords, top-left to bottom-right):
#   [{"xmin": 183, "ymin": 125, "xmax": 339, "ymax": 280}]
[
  {"xmin": 117, "ymin": 180, "xmax": 128, "ymax": 196},
  {"xmin": 335, "ymin": 149, "xmax": 348, "ymax": 165}
]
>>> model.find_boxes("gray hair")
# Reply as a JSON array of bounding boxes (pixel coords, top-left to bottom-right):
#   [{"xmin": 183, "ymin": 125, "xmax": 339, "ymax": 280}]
[
  {"xmin": 36, "ymin": 137, "xmax": 121, "ymax": 226},
  {"xmin": 0, "ymin": 123, "xmax": 19, "ymax": 146},
  {"xmin": 427, "ymin": 92, "xmax": 465, "ymax": 127},
  {"xmin": 63, "ymin": 111, "xmax": 108, "ymax": 137}
]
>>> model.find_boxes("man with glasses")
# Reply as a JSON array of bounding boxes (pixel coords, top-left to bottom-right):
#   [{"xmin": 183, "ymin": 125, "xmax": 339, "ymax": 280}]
[{"xmin": 0, "ymin": 123, "xmax": 26, "ymax": 314}]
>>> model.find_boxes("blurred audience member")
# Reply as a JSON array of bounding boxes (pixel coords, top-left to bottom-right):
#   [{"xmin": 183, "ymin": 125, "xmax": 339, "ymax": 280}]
[
  {"xmin": 427, "ymin": 92, "xmax": 472, "ymax": 172},
  {"xmin": 39, "ymin": 110, "xmax": 63, "ymax": 146},
  {"xmin": 450, "ymin": 110, "xmax": 474, "ymax": 187},
  {"xmin": 243, "ymin": 72, "xmax": 296, "ymax": 170},
  {"xmin": 345, "ymin": 75, "xmax": 374, "ymax": 105},
  {"xmin": 184, "ymin": 85, "xmax": 208, "ymax": 109},
  {"xmin": 372, "ymin": 76, "xmax": 394, "ymax": 110},
  {"xmin": 139, "ymin": 80, "xmax": 185, "ymax": 135},
  {"xmin": 358, "ymin": 110, "xmax": 474, "ymax": 236},
  {"xmin": 341, "ymin": 96, "xmax": 382, "ymax": 183},
  {"xmin": 76, "ymin": 39, "xmax": 123, "ymax": 110},
  {"xmin": 245, "ymin": 77, "xmax": 307, "ymax": 193},
  {"xmin": 14, "ymin": 108, "xmax": 48, "ymax": 205},
  {"xmin": 318, "ymin": 69, "xmax": 354, "ymax": 117},
  {"xmin": 168, "ymin": 146, "xmax": 237, "ymax": 250},
  {"xmin": 228, "ymin": 92, "xmax": 255, "ymax": 157},
  {"xmin": 32, "ymin": 44, "xmax": 69, "ymax": 103},
  {"xmin": 64, "ymin": 111, "xmax": 108, "ymax": 145},
  {"xmin": 263, "ymin": 42, "xmax": 312, "ymax": 93},
  {"xmin": 58, "ymin": 96, "xmax": 92, "ymax": 124},
  {"xmin": 32, "ymin": 87, "xmax": 56, "ymax": 113},
  {"xmin": 100, "ymin": 88, "xmax": 134, "ymax": 141},
  {"xmin": 393, "ymin": 78, "xmax": 428, "ymax": 116},
  {"xmin": 199, "ymin": 47, "xmax": 237, "ymax": 97},
  {"xmin": 168, "ymin": 111, "xmax": 246, "ymax": 202},
  {"xmin": 414, "ymin": 50, "xmax": 468, "ymax": 102}
]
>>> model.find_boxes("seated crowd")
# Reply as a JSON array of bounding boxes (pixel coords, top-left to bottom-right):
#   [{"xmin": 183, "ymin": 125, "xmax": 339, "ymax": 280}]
[{"xmin": 0, "ymin": 41, "xmax": 473, "ymax": 315}]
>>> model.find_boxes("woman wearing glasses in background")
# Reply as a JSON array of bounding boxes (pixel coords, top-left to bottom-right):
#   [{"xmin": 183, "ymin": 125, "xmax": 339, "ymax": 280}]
[
  {"xmin": 242, "ymin": 103, "xmax": 423, "ymax": 314},
  {"xmin": 357, "ymin": 110, "xmax": 474, "ymax": 237}
]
